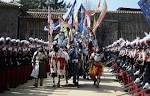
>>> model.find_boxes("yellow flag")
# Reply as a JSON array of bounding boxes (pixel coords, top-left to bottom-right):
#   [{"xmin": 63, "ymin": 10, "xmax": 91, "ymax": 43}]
[{"xmin": 93, "ymin": 16, "xmax": 96, "ymax": 29}]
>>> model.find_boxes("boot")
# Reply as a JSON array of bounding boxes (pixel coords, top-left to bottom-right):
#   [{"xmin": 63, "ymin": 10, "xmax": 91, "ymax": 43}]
[
  {"xmin": 40, "ymin": 78, "xmax": 43, "ymax": 86},
  {"xmin": 34, "ymin": 79, "xmax": 38, "ymax": 88},
  {"xmin": 33, "ymin": 83, "xmax": 38, "ymax": 88}
]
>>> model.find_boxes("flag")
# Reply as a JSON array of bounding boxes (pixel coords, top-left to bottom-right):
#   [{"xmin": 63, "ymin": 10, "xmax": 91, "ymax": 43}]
[
  {"xmin": 81, "ymin": 3, "xmax": 95, "ymax": 16},
  {"xmin": 44, "ymin": 26, "xmax": 48, "ymax": 31},
  {"xmin": 93, "ymin": 16, "xmax": 96, "ymax": 29},
  {"xmin": 77, "ymin": 7, "xmax": 84, "ymax": 32},
  {"xmin": 83, "ymin": 16, "xmax": 89, "ymax": 33},
  {"xmin": 63, "ymin": 0, "xmax": 76, "ymax": 20},
  {"xmin": 73, "ymin": 2, "xmax": 82, "ymax": 28},
  {"xmin": 93, "ymin": 0, "xmax": 107, "ymax": 33},
  {"xmin": 97, "ymin": 0, "xmax": 101, "ymax": 11},
  {"xmin": 98, "ymin": 0, "xmax": 101, "ymax": 9},
  {"xmin": 48, "ymin": 6, "xmax": 53, "ymax": 49},
  {"xmin": 84, "ymin": 16, "xmax": 88, "ymax": 27},
  {"xmin": 138, "ymin": 0, "xmax": 150, "ymax": 25},
  {"xmin": 81, "ymin": 4, "xmax": 91, "ymax": 27},
  {"xmin": 86, "ymin": 15, "xmax": 91, "ymax": 28},
  {"xmin": 68, "ymin": 14, "xmax": 74, "ymax": 28}
]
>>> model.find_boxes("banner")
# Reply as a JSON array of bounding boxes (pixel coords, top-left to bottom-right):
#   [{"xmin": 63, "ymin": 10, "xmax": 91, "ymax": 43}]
[
  {"xmin": 93, "ymin": 0, "xmax": 107, "ymax": 33},
  {"xmin": 63, "ymin": 0, "xmax": 76, "ymax": 20},
  {"xmin": 93, "ymin": 16, "xmax": 96, "ymax": 29},
  {"xmin": 138, "ymin": 0, "xmax": 150, "ymax": 25},
  {"xmin": 77, "ymin": 7, "xmax": 85, "ymax": 32},
  {"xmin": 48, "ymin": 6, "xmax": 53, "ymax": 50}
]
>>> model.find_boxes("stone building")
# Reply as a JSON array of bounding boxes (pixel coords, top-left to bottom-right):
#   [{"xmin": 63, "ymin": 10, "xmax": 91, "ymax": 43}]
[
  {"xmin": 96, "ymin": 8, "xmax": 150, "ymax": 47},
  {"xmin": 19, "ymin": 9, "xmax": 64, "ymax": 40},
  {"xmin": 19, "ymin": 8, "xmax": 150, "ymax": 46},
  {"xmin": 0, "ymin": 1, "xmax": 21, "ymax": 38}
]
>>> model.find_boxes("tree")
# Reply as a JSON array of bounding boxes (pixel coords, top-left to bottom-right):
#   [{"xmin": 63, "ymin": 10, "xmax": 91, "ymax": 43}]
[
  {"xmin": 48, "ymin": 0, "xmax": 66, "ymax": 10},
  {"xmin": 18, "ymin": 0, "xmax": 66, "ymax": 9},
  {"xmin": 18, "ymin": 0, "xmax": 47, "ymax": 9}
]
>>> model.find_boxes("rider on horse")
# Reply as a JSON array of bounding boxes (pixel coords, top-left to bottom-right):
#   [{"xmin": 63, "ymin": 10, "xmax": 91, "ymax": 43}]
[{"xmin": 89, "ymin": 48, "xmax": 104, "ymax": 87}]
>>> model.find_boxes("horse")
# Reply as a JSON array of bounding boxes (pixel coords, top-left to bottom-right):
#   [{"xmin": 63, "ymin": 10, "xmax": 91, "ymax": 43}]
[
  {"xmin": 89, "ymin": 51, "xmax": 104, "ymax": 88},
  {"xmin": 67, "ymin": 45, "xmax": 84, "ymax": 88}
]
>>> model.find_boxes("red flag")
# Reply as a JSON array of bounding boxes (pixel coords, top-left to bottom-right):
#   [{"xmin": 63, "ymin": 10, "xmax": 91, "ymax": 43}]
[
  {"xmin": 93, "ymin": 0, "xmax": 107, "ymax": 33},
  {"xmin": 84, "ymin": 16, "xmax": 88, "ymax": 27},
  {"xmin": 98, "ymin": 0, "xmax": 101, "ymax": 9}
]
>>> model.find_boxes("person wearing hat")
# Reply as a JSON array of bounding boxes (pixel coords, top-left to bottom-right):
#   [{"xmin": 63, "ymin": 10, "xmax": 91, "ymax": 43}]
[
  {"xmin": 31, "ymin": 46, "xmax": 47, "ymax": 88},
  {"xmin": 0, "ymin": 37, "xmax": 6, "ymax": 92},
  {"xmin": 9, "ymin": 39, "xmax": 18, "ymax": 88},
  {"xmin": 3, "ymin": 37, "xmax": 12, "ymax": 90}
]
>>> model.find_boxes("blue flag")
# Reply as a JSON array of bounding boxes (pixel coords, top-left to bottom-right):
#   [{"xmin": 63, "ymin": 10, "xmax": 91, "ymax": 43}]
[
  {"xmin": 77, "ymin": 5, "xmax": 84, "ymax": 33},
  {"xmin": 63, "ymin": 0, "xmax": 76, "ymax": 20},
  {"xmin": 138, "ymin": 0, "xmax": 150, "ymax": 25},
  {"xmin": 68, "ymin": 14, "xmax": 74, "ymax": 28}
]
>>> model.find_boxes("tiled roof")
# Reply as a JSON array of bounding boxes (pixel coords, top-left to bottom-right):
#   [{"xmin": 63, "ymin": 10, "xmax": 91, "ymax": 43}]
[
  {"xmin": 20, "ymin": 9, "xmax": 143, "ymax": 19},
  {"xmin": 20, "ymin": 9, "xmax": 65, "ymax": 19},
  {"xmin": 84, "ymin": 9, "xmax": 143, "ymax": 14},
  {"xmin": 0, "ymin": 1, "xmax": 21, "ymax": 8},
  {"xmin": 108, "ymin": 10, "xmax": 143, "ymax": 14},
  {"xmin": 28, "ymin": 9, "xmax": 66, "ymax": 13}
]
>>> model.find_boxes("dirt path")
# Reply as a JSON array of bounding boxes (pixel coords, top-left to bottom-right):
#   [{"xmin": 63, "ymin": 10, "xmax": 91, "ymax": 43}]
[{"xmin": 0, "ymin": 67, "xmax": 128, "ymax": 96}]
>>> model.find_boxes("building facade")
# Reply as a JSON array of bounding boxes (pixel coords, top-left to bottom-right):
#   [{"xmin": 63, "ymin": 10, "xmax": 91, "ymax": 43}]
[
  {"xmin": 96, "ymin": 9, "xmax": 150, "ymax": 47},
  {"xmin": 19, "ymin": 9, "xmax": 64, "ymax": 40},
  {"xmin": 0, "ymin": 1, "xmax": 150, "ymax": 47},
  {"xmin": 0, "ymin": 1, "xmax": 21, "ymax": 38}
]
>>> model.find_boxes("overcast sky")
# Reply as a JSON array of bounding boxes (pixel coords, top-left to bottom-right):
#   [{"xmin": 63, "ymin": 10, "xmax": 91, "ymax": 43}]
[{"xmin": 2, "ymin": 0, "xmax": 140, "ymax": 11}]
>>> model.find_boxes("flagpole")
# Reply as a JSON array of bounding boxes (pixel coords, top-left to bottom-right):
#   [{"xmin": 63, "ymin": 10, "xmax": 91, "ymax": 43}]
[{"xmin": 48, "ymin": 0, "xmax": 53, "ymax": 51}]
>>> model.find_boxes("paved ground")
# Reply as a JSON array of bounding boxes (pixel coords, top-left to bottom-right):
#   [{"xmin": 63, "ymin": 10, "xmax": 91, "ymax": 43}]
[{"xmin": 0, "ymin": 67, "xmax": 128, "ymax": 96}]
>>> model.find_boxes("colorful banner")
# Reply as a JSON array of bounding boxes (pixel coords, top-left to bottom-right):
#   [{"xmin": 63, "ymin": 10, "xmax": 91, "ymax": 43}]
[
  {"xmin": 93, "ymin": 0, "xmax": 107, "ymax": 33},
  {"xmin": 63, "ymin": 0, "xmax": 76, "ymax": 20}
]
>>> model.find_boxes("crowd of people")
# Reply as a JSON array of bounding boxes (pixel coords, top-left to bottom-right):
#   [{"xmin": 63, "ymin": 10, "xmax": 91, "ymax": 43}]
[
  {"xmin": 0, "ymin": 22, "xmax": 105, "ymax": 92},
  {"xmin": 0, "ymin": 37, "xmax": 49, "ymax": 92},
  {"xmin": 104, "ymin": 36, "xmax": 150, "ymax": 96}
]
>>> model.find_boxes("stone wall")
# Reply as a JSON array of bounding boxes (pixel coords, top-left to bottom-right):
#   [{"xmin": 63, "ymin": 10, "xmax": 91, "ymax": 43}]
[
  {"xmin": 19, "ymin": 18, "xmax": 48, "ymax": 40},
  {"xmin": 1, "ymin": 6, "xmax": 150, "ymax": 46},
  {"xmin": 96, "ymin": 11, "xmax": 150, "ymax": 47},
  {"xmin": 0, "ymin": 7, "xmax": 20, "ymax": 38}
]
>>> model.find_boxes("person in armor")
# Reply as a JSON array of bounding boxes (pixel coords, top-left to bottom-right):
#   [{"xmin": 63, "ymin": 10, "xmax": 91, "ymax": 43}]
[
  {"xmin": 31, "ymin": 46, "xmax": 47, "ymax": 88},
  {"xmin": 49, "ymin": 42, "xmax": 69, "ymax": 87},
  {"xmin": 89, "ymin": 48, "xmax": 104, "ymax": 87},
  {"xmin": 68, "ymin": 43, "xmax": 80, "ymax": 87}
]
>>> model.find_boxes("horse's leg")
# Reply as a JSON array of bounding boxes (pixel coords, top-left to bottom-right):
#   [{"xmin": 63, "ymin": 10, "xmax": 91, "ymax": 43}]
[
  {"xmin": 76, "ymin": 64, "xmax": 80, "ymax": 88},
  {"xmin": 96, "ymin": 75, "xmax": 100, "ymax": 88},
  {"xmin": 52, "ymin": 77, "xmax": 56, "ymax": 87},
  {"xmin": 72, "ymin": 62, "xmax": 76, "ymax": 85},
  {"xmin": 76, "ymin": 74, "xmax": 79, "ymax": 88},
  {"xmin": 73, "ymin": 74, "xmax": 76, "ymax": 85},
  {"xmin": 65, "ymin": 74, "xmax": 68, "ymax": 85},
  {"xmin": 65, "ymin": 65, "xmax": 68, "ymax": 85},
  {"xmin": 57, "ymin": 75, "xmax": 60, "ymax": 87},
  {"xmin": 93, "ymin": 76, "xmax": 97, "ymax": 86}
]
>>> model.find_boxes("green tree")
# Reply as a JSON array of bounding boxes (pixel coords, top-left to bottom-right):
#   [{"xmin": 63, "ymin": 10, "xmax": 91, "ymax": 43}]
[
  {"xmin": 18, "ymin": 0, "xmax": 66, "ymax": 9},
  {"xmin": 46, "ymin": 0, "xmax": 66, "ymax": 9}
]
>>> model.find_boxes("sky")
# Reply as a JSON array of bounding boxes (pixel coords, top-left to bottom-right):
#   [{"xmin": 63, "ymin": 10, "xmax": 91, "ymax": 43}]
[{"xmin": 1, "ymin": 0, "xmax": 140, "ymax": 11}]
